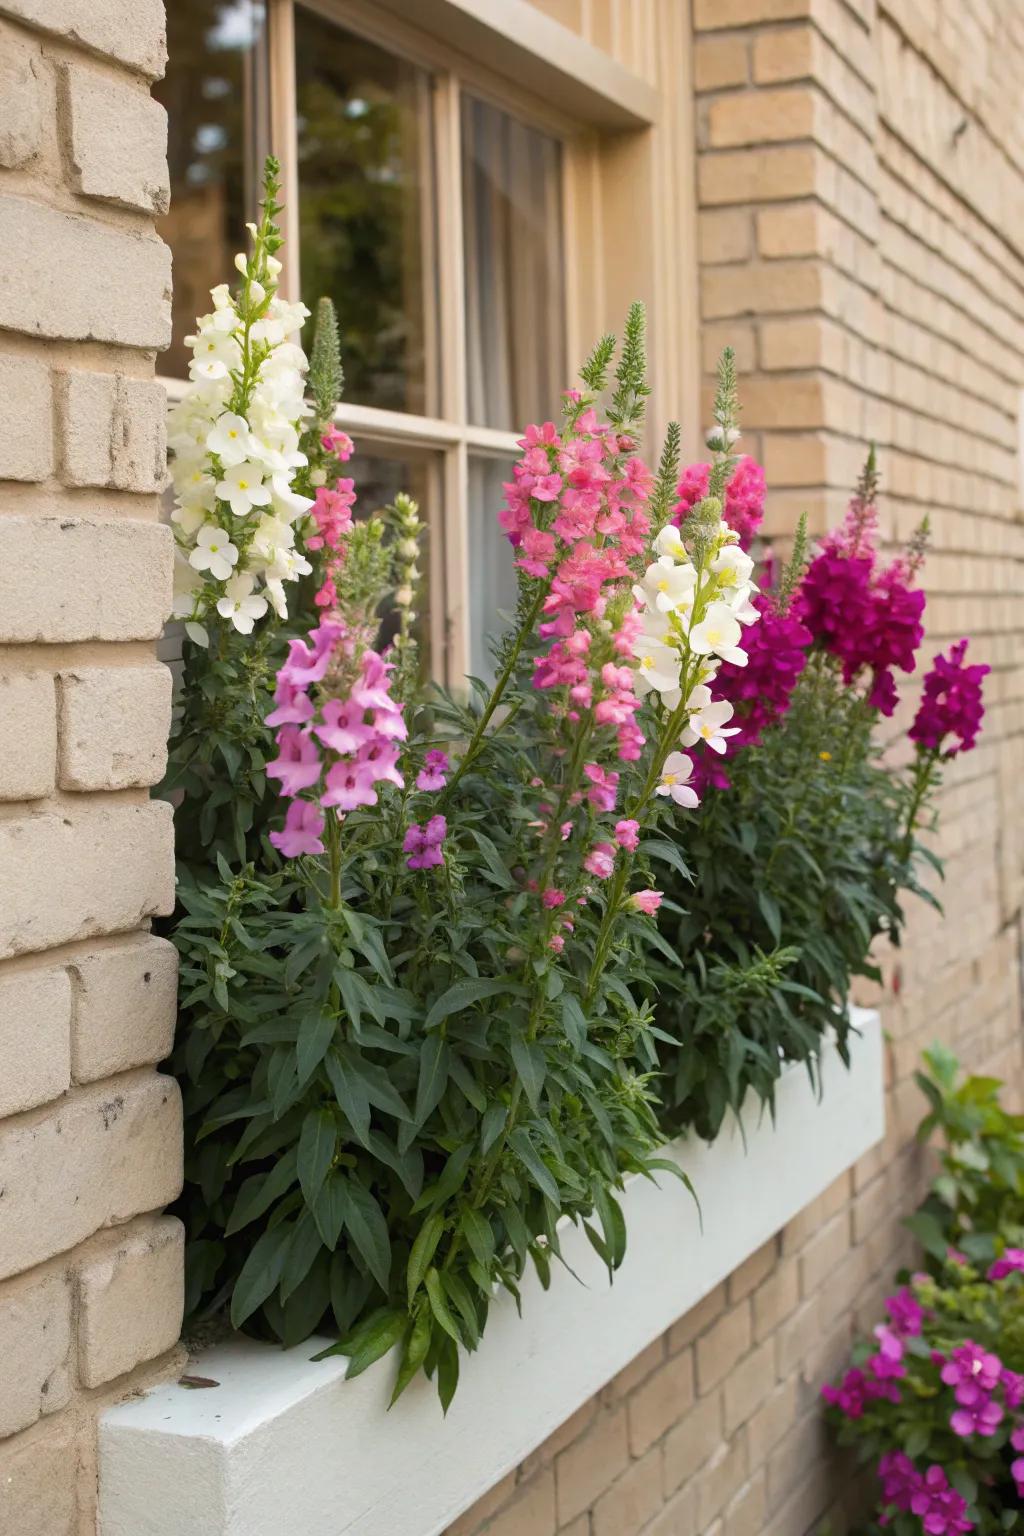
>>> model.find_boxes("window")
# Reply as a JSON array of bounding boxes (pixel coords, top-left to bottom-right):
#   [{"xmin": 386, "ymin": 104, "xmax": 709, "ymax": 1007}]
[{"xmin": 156, "ymin": 1, "xmax": 580, "ymax": 684}]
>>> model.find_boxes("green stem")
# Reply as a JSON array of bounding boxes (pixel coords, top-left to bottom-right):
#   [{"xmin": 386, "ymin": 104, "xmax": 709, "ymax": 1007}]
[
  {"xmin": 326, "ymin": 810, "xmax": 342, "ymax": 910},
  {"xmin": 902, "ymin": 750, "xmax": 937, "ymax": 862}
]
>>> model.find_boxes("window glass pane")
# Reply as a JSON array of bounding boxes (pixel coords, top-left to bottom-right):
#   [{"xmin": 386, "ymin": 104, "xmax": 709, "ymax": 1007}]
[
  {"xmin": 295, "ymin": 8, "xmax": 437, "ymax": 415},
  {"xmin": 154, "ymin": 0, "xmax": 269, "ymax": 377},
  {"xmin": 462, "ymin": 95, "xmax": 566, "ymax": 431},
  {"xmin": 468, "ymin": 454, "xmax": 519, "ymax": 683},
  {"xmin": 346, "ymin": 444, "xmax": 436, "ymax": 675}
]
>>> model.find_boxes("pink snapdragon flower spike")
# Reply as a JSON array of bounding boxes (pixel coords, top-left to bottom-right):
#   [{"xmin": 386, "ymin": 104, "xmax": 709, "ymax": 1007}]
[
  {"xmin": 1012, "ymin": 1424, "xmax": 1024, "ymax": 1497},
  {"xmin": 671, "ymin": 455, "xmax": 766, "ymax": 550},
  {"xmin": 629, "ymin": 889, "xmax": 662, "ymax": 915},
  {"xmin": 321, "ymin": 426, "xmax": 354, "ymax": 462},
  {"xmin": 885, "ymin": 1286, "xmax": 924, "ymax": 1338},
  {"xmin": 908, "ymin": 1466, "xmax": 973, "ymax": 1535},
  {"xmin": 910, "ymin": 639, "xmax": 989, "ymax": 757},
  {"xmin": 266, "ymin": 725, "xmax": 322, "ymax": 796},
  {"xmin": 614, "ymin": 819, "xmax": 639, "ymax": 851},
  {"xmin": 940, "ymin": 1342, "xmax": 1002, "ymax": 1405},
  {"xmin": 403, "ymin": 814, "xmax": 447, "ymax": 871},
  {"xmin": 583, "ymin": 842, "xmax": 616, "ymax": 879}
]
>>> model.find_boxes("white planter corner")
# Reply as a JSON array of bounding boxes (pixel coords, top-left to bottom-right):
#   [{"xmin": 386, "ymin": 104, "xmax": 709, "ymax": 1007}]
[{"xmin": 98, "ymin": 1007, "xmax": 884, "ymax": 1536}]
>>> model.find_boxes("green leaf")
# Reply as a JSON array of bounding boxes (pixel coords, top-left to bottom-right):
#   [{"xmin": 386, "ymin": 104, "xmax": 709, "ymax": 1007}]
[
  {"xmin": 480, "ymin": 1102, "xmax": 507, "ymax": 1154},
  {"xmin": 424, "ymin": 1266, "xmax": 461, "ymax": 1345},
  {"xmin": 509, "ymin": 1036, "xmax": 546, "ymax": 1111},
  {"xmin": 390, "ymin": 1309, "xmax": 432, "ymax": 1405},
  {"xmin": 280, "ymin": 1208, "xmax": 323, "ymax": 1303},
  {"xmin": 296, "ymin": 1009, "xmax": 337, "ymax": 1086},
  {"xmin": 757, "ymin": 889, "xmax": 782, "ymax": 944},
  {"xmin": 342, "ymin": 1180, "xmax": 392, "ymax": 1293},
  {"xmin": 904, "ymin": 1209, "xmax": 949, "ymax": 1261},
  {"xmin": 414, "ymin": 1035, "xmax": 450, "ymax": 1126},
  {"xmin": 460, "ymin": 1208, "xmax": 495, "ymax": 1271},
  {"xmin": 312, "ymin": 1169, "xmax": 348, "ymax": 1250},
  {"xmin": 230, "ymin": 1222, "xmax": 292, "ymax": 1327},
  {"xmin": 336, "ymin": 1307, "xmax": 408, "ymax": 1381},
  {"xmin": 425, "ymin": 977, "xmax": 518, "ymax": 1031},
  {"xmin": 407, "ymin": 1213, "xmax": 445, "ymax": 1306},
  {"xmin": 225, "ymin": 1148, "xmax": 298, "ymax": 1236},
  {"xmin": 324, "ymin": 1050, "xmax": 372, "ymax": 1148},
  {"xmin": 297, "ymin": 1108, "xmax": 336, "ymax": 1208},
  {"xmin": 509, "ymin": 1127, "xmax": 561, "ymax": 1207}
]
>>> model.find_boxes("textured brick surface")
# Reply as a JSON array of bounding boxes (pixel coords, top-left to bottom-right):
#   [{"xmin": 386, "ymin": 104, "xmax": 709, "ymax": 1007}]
[
  {"xmin": 77, "ymin": 1216, "xmax": 184, "ymax": 1386},
  {"xmin": 0, "ymin": 1073, "xmax": 182, "ymax": 1279},
  {"xmin": 57, "ymin": 664, "xmax": 171, "ymax": 791},
  {"xmin": 0, "ymin": 25, "xmax": 44, "ymax": 169},
  {"xmin": 0, "ymin": 355, "xmax": 52, "ymax": 481},
  {"xmin": 70, "ymin": 933, "xmax": 177, "ymax": 1081},
  {"xmin": 58, "ymin": 371, "xmax": 167, "ymax": 492},
  {"xmin": 0, "ymin": 0, "xmax": 167, "ymax": 77},
  {"xmin": 0, "ymin": 1269, "xmax": 71, "ymax": 1436},
  {"xmin": 0, "ymin": 802, "xmax": 174, "ymax": 959},
  {"xmin": 0, "ymin": 965, "xmax": 71, "ymax": 1117},
  {"xmin": 0, "ymin": 1417, "xmax": 76, "ymax": 1536},
  {"xmin": 62, "ymin": 63, "xmax": 169, "ymax": 214},
  {"xmin": 0, "ymin": 517, "xmax": 172, "ymax": 644},
  {"xmin": 0, "ymin": 197, "xmax": 170, "ymax": 348},
  {"xmin": 0, "ymin": 672, "xmax": 55, "ymax": 800}
]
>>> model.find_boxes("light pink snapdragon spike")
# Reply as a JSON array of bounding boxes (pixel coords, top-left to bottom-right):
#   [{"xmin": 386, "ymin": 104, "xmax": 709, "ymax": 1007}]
[{"xmin": 267, "ymin": 618, "xmax": 406, "ymax": 857}]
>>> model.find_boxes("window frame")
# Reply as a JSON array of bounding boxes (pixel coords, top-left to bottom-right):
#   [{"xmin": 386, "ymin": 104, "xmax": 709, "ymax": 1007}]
[{"xmin": 158, "ymin": 0, "xmax": 696, "ymax": 687}]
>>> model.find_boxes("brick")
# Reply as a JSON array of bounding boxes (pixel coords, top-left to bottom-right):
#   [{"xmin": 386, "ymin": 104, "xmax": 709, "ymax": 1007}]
[
  {"xmin": 0, "ymin": 517, "xmax": 172, "ymax": 644},
  {"xmin": 694, "ymin": 35, "xmax": 749, "ymax": 91},
  {"xmin": 0, "ymin": 1268, "xmax": 71, "ymax": 1436},
  {"xmin": 767, "ymin": 1410, "xmax": 829, "ymax": 1511},
  {"xmin": 662, "ymin": 1392, "xmax": 723, "ymax": 1493},
  {"xmin": 668, "ymin": 1282, "xmax": 726, "ymax": 1353},
  {"xmin": 0, "ymin": 355, "xmax": 53, "ymax": 482},
  {"xmin": 62, "ymin": 63, "xmax": 169, "ymax": 215},
  {"xmin": 723, "ymin": 1339, "xmax": 776, "ymax": 1434},
  {"xmin": 0, "ymin": 965, "xmax": 71, "ymax": 1117},
  {"xmin": 485, "ymin": 1469, "xmax": 554, "ymax": 1536},
  {"xmin": 556, "ymin": 1407, "xmax": 628, "ymax": 1525},
  {"xmin": 727, "ymin": 1239, "xmax": 777, "ymax": 1303},
  {"xmin": 592, "ymin": 1448, "xmax": 662, "ymax": 1536},
  {"xmin": 644, "ymin": 1483, "xmax": 697, "ymax": 1536},
  {"xmin": 752, "ymin": 25, "xmax": 817, "ymax": 84},
  {"xmin": 747, "ymin": 1379, "xmax": 798, "ymax": 1465},
  {"xmin": 723, "ymin": 1474, "xmax": 767, "ymax": 1536},
  {"xmin": 696, "ymin": 1436, "xmax": 748, "ymax": 1530},
  {"xmin": 0, "ymin": 25, "xmax": 44, "ymax": 168},
  {"xmin": 0, "ymin": 672, "xmax": 56, "ymax": 800},
  {"xmin": 57, "ymin": 665, "xmax": 171, "ymax": 791},
  {"xmin": 698, "ymin": 145, "xmax": 818, "ymax": 206},
  {"xmin": 699, "ymin": 208, "xmax": 752, "ymax": 264},
  {"xmin": 0, "ymin": 802, "xmax": 174, "ymax": 960},
  {"xmin": 0, "ymin": 197, "xmax": 170, "ymax": 348},
  {"xmin": 69, "ymin": 934, "xmax": 177, "ymax": 1082},
  {"xmin": 628, "ymin": 1350, "xmax": 695, "ymax": 1456},
  {"xmin": 0, "ymin": 0, "xmax": 167, "ymax": 77},
  {"xmin": 77, "ymin": 1216, "xmax": 183, "ymax": 1387},
  {"xmin": 757, "ymin": 204, "xmax": 827, "ymax": 258},
  {"xmin": 0, "ymin": 1417, "xmax": 77, "ymax": 1536},
  {"xmin": 696, "ymin": 1303, "xmax": 752, "ymax": 1394},
  {"xmin": 0, "ymin": 1072, "xmax": 181, "ymax": 1279},
  {"xmin": 605, "ymin": 1337, "xmax": 665, "ymax": 1403},
  {"xmin": 707, "ymin": 87, "xmax": 818, "ymax": 149},
  {"xmin": 774, "ymin": 1297, "xmax": 817, "ymax": 1380},
  {"xmin": 58, "ymin": 371, "xmax": 167, "ymax": 493},
  {"xmin": 799, "ymin": 1212, "xmax": 850, "ymax": 1295},
  {"xmin": 445, "ymin": 1472, "xmax": 517, "ymax": 1535}
]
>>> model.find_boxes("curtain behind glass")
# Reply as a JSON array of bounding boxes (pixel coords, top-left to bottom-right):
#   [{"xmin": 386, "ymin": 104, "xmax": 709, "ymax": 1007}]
[
  {"xmin": 462, "ymin": 95, "xmax": 566, "ymax": 432},
  {"xmin": 154, "ymin": 0, "xmax": 269, "ymax": 377}
]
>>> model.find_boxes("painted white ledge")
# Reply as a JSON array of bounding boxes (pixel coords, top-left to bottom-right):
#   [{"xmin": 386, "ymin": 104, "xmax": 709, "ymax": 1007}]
[{"xmin": 99, "ymin": 1009, "xmax": 883, "ymax": 1536}]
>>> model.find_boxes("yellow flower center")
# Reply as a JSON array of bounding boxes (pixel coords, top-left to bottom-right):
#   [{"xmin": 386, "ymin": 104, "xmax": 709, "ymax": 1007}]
[
  {"xmin": 228, "ymin": 429, "xmax": 238, "ymax": 439},
  {"xmin": 238, "ymin": 480, "xmax": 249, "ymax": 491},
  {"xmin": 819, "ymin": 750, "xmax": 832, "ymax": 761},
  {"xmin": 641, "ymin": 654, "xmax": 654, "ymax": 669},
  {"xmin": 657, "ymin": 579, "xmax": 669, "ymax": 592},
  {"xmin": 663, "ymin": 773, "xmax": 677, "ymax": 785}
]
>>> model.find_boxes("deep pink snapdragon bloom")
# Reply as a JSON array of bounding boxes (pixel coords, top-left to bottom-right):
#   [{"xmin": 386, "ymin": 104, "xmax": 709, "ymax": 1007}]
[
  {"xmin": 868, "ymin": 1323, "xmax": 907, "ymax": 1384},
  {"xmin": 583, "ymin": 763, "xmax": 619, "ymax": 812},
  {"xmin": 403, "ymin": 814, "xmax": 447, "ymax": 870},
  {"xmin": 1001, "ymin": 1368, "xmax": 1024, "ymax": 1410},
  {"xmin": 269, "ymin": 798, "xmax": 325, "ymax": 858},
  {"xmin": 583, "ymin": 842, "xmax": 616, "ymax": 879},
  {"xmin": 949, "ymin": 1395, "xmax": 1003, "ymax": 1438},
  {"xmin": 910, "ymin": 639, "xmax": 989, "ymax": 756},
  {"xmin": 266, "ymin": 725, "xmax": 322, "ymax": 795},
  {"xmin": 878, "ymin": 1449, "xmax": 918, "ymax": 1512},
  {"xmin": 629, "ymin": 889, "xmax": 662, "ymax": 915},
  {"xmin": 908, "ymin": 1466, "xmax": 973, "ymax": 1535},
  {"xmin": 306, "ymin": 481, "xmax": 355, "ymax": 553},
  {"xmin": 822, "ymin": 1367, "xmax": 871, "ymax": 1419},
  {"xmin": 321, "ymin": 426, "xmax": 354, "ymax": 462},
  {"xmin": 416, "ymin": 749, "xmax": 450, "ymax": 792},
  {"xmin": 987, "ymin": 1247, "xmax": 1024, "ymax": 1280},
  {"xmin": 614, "ymin": 818, "xmax": 639, "ymax": 851},
  {"xmin": 940, "ymin": 1342, "xmax": 1002, "ymax": 1406},
  {"xmin": 885, "ymin": 1287, "xmax": 924, "ymax": 1337},
  {"xmin": 1012, "ymin": 1424, "xmax": 1024, "ymax": 1498},
  {"xmin": 671, "ymin": 455, "xmax": 766, "ymax": 550}
]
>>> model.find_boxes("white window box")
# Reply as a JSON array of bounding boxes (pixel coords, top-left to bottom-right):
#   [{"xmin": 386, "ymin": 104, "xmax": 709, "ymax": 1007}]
[{"xmin": 99, "ymin": 1008, "xmax": 883, "ymax": 1536}]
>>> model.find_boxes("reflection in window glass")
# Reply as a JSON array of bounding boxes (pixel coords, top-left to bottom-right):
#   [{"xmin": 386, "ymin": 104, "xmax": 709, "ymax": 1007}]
[
  {"xmin": 346, "ymin": 446, "xmax": 435, "ymax": 673},
  {"xmin": 295, "ymin": 8, "xmax": 437, "ymax": 415},
  {"xmin": 468, "ymin": 455, "xmax": 519, "ymax": 684},
  {"xmin": 154, "ymin": 0, "xmax": 268, "ymax": 377},
  {"xmin": 462, "ymin": 95, "xmax": 566, "ymax": 432}
]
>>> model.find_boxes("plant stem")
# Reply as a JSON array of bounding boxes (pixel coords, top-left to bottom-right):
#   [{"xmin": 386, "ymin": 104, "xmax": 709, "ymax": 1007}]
[{"xmin": 326, "ymin": 809, "xmax": 342, "ymax": 909}]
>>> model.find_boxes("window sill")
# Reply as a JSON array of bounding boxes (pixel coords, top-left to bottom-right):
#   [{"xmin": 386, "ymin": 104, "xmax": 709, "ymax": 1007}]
[{"xmin": 98, "ymin": 1008, "xmax": 883, "ymax": 1536}]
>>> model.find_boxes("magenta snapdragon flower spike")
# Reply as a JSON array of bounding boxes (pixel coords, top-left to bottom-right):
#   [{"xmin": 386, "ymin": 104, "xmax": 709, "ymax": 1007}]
[
  {"xmin": 672, "ymin": 454, "xmax": 766, "ymax": 550},
  {"xmin": 416, "ymin": 749, "xmax": 449, "ymax": 792},
  {"xmin": 910, "ymin": 639, "xmax": 989, "ymax": 756},
  {"xmin": 269, "ymin": 799, "xmax": 325, "ymax": 858},
  {"xmin": 403, "ymin": 814, "xmax": 447, "ymax": 870}
]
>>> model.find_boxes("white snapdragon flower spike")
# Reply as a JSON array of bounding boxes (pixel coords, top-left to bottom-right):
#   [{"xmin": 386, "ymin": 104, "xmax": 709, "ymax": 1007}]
[
  {"xmin": 637, "ymin": 556, "xmax": 697, "ymax": 616},
  {"xmin": 189, "ymin": 524, "xmax": 239, "ymax": 581},
  {"xmin": 682, "ymin": 687, "xmax": 740, "ymax": 754},
  {"xmin": 656, "ymin": 751, "xmax": 699, "ymax": 808},
  {"xmin": 166, "ymin": 197, "xmax": 314, "ymax": 633}
]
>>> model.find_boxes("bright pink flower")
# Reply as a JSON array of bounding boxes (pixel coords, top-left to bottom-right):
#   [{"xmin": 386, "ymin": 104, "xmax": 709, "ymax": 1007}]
[
  {"xmin": 321, "ymin": 427, "xmax": 354, "ymax": 462},
  {"xmin": 404, "ymin": 814, "xmax": 447, "ymax": 870},
  {"xmin": 542, "ymin": 888, "xmax": 566, "ymax": 909},
  {"xmin": 885, "ymin": 1287, "xmax": 924, "ymax": 1338},
  {"xmin": 416, "ymin": 749, "xmax": 449, "ymax": 792},
  {"xmin": 321, "ymin": 758, "xmax": 379, "ymax": 810},
  {"xmin": 583, "ymin": 763, "xmax": 619, "ymax": 812},
  {"xmin": 614, "ymin": 819, "xmax": 639, "ymax": 851},
  {"xmin": 940, "ymin": 1342, "xmax": 1002, "ymax": 1405},
  {"xmin": 315, "ymin": 697, "xmax": 372, "ymax": 755},
  {"xmin": 823, "ymin": 1368, "xmax": 871, "ymax": 1420},
  {"xmin": 269, "ymin": 799, "xmax": 325, "ymax": 858},
  {"xmin": 911, "ymin": 639, "xmax": 989, "ymax": 757},
  {"xmin": 266, "ymin": 726, "xmax": 321, "ymax": 796},
  {"xmin": 584, "ymin": 842, "xmax": 616, "ymax": 879},
  {"xmin": 629, "ymin": 889, "xmax": 662, "ymax": 915},
  {"xmin": 950, "ymin": 1396, "xmax": 1003, "ymax": 1438},
  {"xmin": 266, "ymin": 673, "xmax": 315, "ymax": 727},
  {"xmin": 280, "ymin": 620, "xmax": 346, "ymax": 687}
]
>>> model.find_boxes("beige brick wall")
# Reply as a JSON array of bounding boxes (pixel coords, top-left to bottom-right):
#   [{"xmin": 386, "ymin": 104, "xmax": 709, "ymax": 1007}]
[
  {"xmin": 449, "ymin": 2, "xmax": 1024, "ymax": 1533},
  {"xmin": 0, "ymin": 2, "xmax": 183, "ymax": 1532}
]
